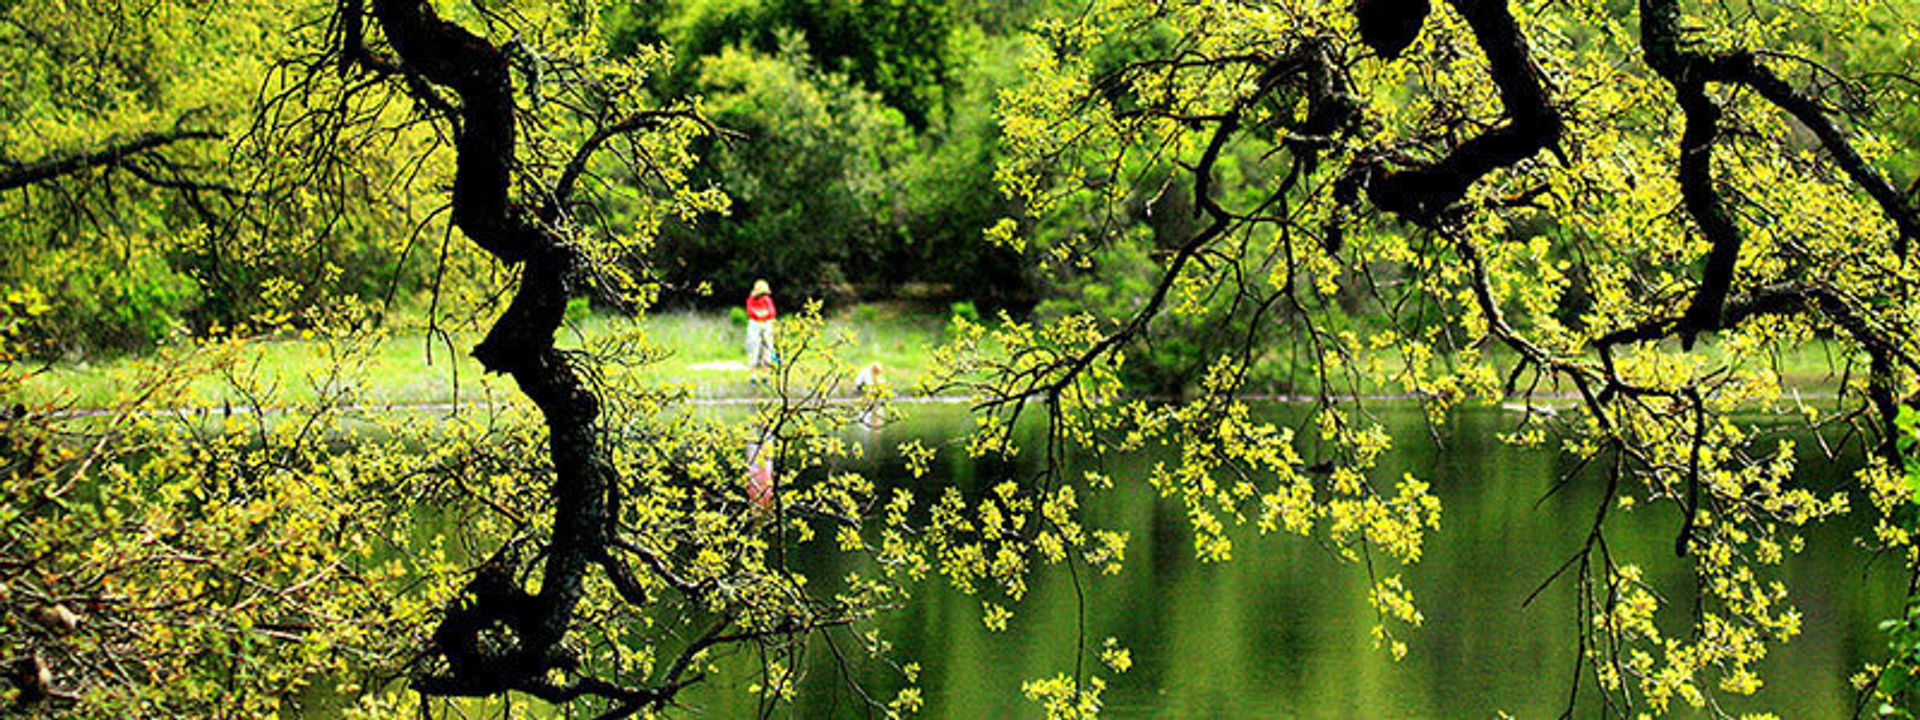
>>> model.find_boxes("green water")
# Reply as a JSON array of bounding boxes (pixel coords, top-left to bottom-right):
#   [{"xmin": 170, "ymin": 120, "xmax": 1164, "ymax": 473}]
[{"xmin": 669, "ymin": 402, "xmax": 1905, "ymax": 719}]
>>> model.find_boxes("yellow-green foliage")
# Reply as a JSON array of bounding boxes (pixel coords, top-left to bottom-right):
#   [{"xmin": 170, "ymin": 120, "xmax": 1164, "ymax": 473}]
[
  {"xmin": 981, "ymin": 0, "xmax": 1920, "ymax": 716},
  {"xmin": 2, "ymin": 291, "xmax": 434, "ymax": 716}
]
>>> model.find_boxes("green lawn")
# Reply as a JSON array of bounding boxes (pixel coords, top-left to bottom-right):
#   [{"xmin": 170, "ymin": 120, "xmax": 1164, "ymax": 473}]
[
  {"xmin": 15, "ymin": 305, "xmax": 957, "ymax": 410},
  {"xmin": 11, "ymin": 303, "xmax": 1855, "ymax": 411}
]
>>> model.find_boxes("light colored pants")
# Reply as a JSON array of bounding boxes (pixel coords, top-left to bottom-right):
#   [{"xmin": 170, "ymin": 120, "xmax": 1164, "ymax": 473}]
[{"xmin": 745, "ymin": 320, "xmax": 775, "ymax": 368}]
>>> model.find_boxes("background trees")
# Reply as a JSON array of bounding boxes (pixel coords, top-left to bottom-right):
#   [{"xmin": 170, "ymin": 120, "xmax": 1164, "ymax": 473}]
[
  {"xmin": 0, "ymin": 1, "xmax": 249, "ymax": 352},
  {"xmin": 0, "ymin": 0, "xmax": 447, "ymax": 356},
  {"xmin": 0, "ymin": 0, "xmax": 1043, "ymax": 358},
  {"xmin": 619, "ymin": 0, "xmax": 1040, "ymax": 311}
]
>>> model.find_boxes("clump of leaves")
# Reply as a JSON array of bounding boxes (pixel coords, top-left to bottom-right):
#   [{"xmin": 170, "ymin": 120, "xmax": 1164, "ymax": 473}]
[{"xmin": 1870, "ymin": 407, "xmax": 1920, "ymax": 717}]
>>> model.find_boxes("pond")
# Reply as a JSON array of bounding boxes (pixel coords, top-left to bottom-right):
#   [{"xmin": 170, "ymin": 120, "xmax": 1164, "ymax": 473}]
[{"xmin": 668, "ymin": 401, "xmax": 1904, "ymax": 719}]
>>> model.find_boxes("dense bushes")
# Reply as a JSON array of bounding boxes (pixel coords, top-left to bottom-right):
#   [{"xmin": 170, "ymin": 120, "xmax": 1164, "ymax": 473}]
[{"xmin": 29, "ymin": 250, "xmax": 200, "ymax": 354}]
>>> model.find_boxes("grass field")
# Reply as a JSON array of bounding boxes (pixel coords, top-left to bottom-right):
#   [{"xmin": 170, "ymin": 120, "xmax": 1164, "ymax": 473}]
[
  {"xmin": 14, "ymin": 305, "xmax": 956, "ymax": 410},
  {"xmin": 11, "ymin": 302, "xmax": 1858, "ymax": 411}
]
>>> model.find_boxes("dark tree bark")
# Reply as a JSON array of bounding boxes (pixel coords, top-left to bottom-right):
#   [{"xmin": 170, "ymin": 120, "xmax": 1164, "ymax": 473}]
[
  {"xmin": 1364, "ymin": 0, "xmax": 1562, "ymax": 222},
  {"xmin": 366, "ymin": 0, "xmax": 615, "ymax": 697},
  {"xmin": 1354, "ymin": 0, "xmax": 1431, "ymax": 60},
  {"xmin": 1638, "ymin": 0, "xmax": 1747, "ymax": 347},
  {"xmin": 1639, "ymin": 0, "xmax": 1920, "ymax": 346},
  {"xmin": 0, "ymin": 129, "xmax": 220, "ymax": 192}
]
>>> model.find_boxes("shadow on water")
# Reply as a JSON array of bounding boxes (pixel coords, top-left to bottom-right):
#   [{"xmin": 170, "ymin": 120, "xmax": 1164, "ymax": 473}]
[{"xmin": 668, "ymin": 401, "xmax": 1903, "ymax": 719}]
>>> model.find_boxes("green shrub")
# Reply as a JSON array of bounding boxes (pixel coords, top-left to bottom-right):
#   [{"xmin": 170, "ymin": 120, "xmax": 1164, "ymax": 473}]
[
  {"xmin": 1033, "ymin": 234, "xmax": 1322, "ymax": 396},
  {"xmin": 565, "ymin": 296, "xmax": 593, "ymax": 325},
  {"xmin": 949, "ymin": 300, "xmax": 980, "ymax": 325},
  {"xmin": 1875, "ymin": 407, "xmax": 1920, "ymax": 716},
  {"xmin": 19, "ymin": 250, "xmax": 199, "ymax": 357}
]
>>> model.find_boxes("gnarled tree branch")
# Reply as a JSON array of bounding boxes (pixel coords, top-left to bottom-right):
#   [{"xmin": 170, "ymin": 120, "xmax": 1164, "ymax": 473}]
[
  {"xmin": 366, "ymin": 0, "xmax": 620, "ymax": 702},
  {"xmin": 1363, "ymin": 0, "xmax": 1563, "ymax": 222},
  {"xmin": 1640, "ymin": 0, "xmax": 1920, "ymax": 345},
  {"xmin": 0, "ymin": 129, "xmax": 222, "ymax": 193}
]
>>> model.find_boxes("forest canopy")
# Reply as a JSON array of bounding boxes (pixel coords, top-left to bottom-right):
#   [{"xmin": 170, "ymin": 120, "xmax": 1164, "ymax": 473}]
[{"xmin": 5, "ymin": 0, "xmax": 1920, "ymax": 718}]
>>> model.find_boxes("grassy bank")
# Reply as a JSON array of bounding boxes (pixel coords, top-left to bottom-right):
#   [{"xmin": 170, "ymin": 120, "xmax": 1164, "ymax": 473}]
[
  {"xmin": 12, "ymin": 302, "xmax": 1858, "ymax": 412},
  {"xmin": 16, "ymin": 305, "xmax": 956, "ymax": 410}
]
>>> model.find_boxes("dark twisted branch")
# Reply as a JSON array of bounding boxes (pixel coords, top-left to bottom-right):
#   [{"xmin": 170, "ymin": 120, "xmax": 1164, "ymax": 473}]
[
  {"xmin": 336, "ymin": 0, "xmax": 462, "ymax": 137},
  {"xmin": 364, "ymin": 0, "xmax": 630, "ymax": 704},
  {"xmin": 1634, "ymin": 0, "xmax": 1920, "ymax": 465},
  {"xmin": 1362, "ymin": 0, "xmax": 1563, "ymax": 222},
  {"xmin": 362, "ymin": 0, "xmax": 778, "ymax": 710},
  {"xmin": 1639, "ymin": 0, "xmax": 1753, "ymax": 347},
  {"xmin": 0, "ymin": 129, "xmax": 222, "ymax": 192},
  {"xmin": 981, "ymin": 0, "xmax": 1560, "ymax": 416},
  {"xmin": 1640, "ymin": 0, "xmax": 1920, "ymax": 345}
]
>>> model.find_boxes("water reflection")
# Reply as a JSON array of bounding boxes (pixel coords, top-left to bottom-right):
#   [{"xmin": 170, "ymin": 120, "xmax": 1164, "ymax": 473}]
[{"xmin": 676, "ymin": 403, "xmax": 1898, "ymax": 718}]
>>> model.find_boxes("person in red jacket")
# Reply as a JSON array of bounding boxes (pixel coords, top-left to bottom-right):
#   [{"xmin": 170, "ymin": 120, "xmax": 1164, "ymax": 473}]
[{"xmin": 744, "ymin": 280, "xmax": 777, "ymax": 379}]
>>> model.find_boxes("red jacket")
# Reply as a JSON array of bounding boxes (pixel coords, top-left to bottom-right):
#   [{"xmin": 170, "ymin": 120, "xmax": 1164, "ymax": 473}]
[{"xmin": 746, "ymin": 295, "xmax": 776, "ymax": 322}]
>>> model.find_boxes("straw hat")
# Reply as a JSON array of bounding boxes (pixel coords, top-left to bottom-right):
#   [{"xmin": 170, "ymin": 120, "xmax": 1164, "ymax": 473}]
[{"xmin": 751, "ymin": 280, "xmax": 772, "ymax": 297}]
